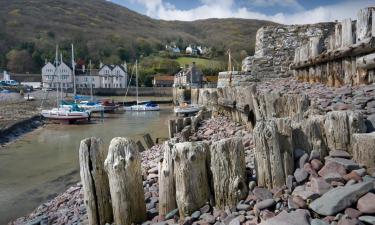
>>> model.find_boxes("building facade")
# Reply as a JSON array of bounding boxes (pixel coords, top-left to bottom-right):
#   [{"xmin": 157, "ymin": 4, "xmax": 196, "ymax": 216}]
[
  {"xmin": 42, "ymin": 62, "xmax": 128, "ymax": 89},
  {"xmin": 174, "ymin": 62, "xmax": 203, "ymax": 88}
]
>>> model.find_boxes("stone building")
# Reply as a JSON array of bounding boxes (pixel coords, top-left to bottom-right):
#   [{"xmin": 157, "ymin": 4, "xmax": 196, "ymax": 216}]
[{"xmin": 174, "ymin": 62, "xmax": 203, "ymax": 88}]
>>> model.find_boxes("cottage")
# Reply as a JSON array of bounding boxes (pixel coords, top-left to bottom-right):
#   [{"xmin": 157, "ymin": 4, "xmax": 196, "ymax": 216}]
[
  {"xmin": 42, "ymin": 61, "xmax": 73, "ymax": 89},
  {"xmin": 174, "ymin": 62, "xmax": 203, "ymax": 88},
  {"xmin": 98, "ymin": 64, "xmax": 127, "ymax": 88},
  {"xmin": 153, "ymin": 75, "xmax": 174, "ymax": 87}
]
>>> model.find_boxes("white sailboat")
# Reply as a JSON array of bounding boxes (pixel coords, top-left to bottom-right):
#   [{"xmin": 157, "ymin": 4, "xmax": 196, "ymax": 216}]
[
  {"xmin": 124, "ymin": 60, "xmax": 160, "ymax": 111},
  {"xmin": 41, "ymin": 45, "xmax": 90, "ymax": 122}
]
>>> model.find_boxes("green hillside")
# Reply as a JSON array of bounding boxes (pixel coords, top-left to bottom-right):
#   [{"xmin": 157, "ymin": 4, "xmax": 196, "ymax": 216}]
[{"xmin": 0, "ymin": 0, "xmax": 275, "ymax": 73}]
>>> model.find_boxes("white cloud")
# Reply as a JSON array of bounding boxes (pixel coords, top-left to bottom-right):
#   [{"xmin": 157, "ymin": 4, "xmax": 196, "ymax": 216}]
[{"xmin": 132, "ymin": 0, "xmax": 374, "ymax": 25}]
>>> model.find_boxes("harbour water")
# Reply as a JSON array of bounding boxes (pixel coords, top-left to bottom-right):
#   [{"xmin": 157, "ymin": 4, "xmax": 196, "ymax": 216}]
[{"xmin": 0, "ymin": 106, "xmax": 173, "ymax": 224}]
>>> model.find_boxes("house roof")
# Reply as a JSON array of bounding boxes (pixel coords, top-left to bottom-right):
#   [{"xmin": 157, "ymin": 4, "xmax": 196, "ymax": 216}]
[{"xmin": 154, "ymin": 75, "xmax": 174, "ymax": 81}]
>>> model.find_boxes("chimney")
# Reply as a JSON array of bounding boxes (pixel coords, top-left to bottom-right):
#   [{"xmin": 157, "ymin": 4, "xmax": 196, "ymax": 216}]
[
  {"xmin": 82, "ymin": 65, "xmax": 85, "ymax": 73},
  {"xmin": 100, "ymin": 61, "xmax": 103, "ymax": 68}
]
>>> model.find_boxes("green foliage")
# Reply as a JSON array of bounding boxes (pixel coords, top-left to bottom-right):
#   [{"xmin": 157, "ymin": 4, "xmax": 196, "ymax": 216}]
[{"xmin": 0, "ymin": 0, "xmax": 275, "ymax": 73}]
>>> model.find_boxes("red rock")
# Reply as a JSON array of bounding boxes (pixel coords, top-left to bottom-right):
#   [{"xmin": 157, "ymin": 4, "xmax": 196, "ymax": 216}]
[
  {"xmin": 343, "ymin": 171, "xmax": 363, "ymax": 182},
  {"xmin": 322, "ymin": 216, "xmax": 335, "ymax": 223},
  {"xmin": 311, "ymin": 159, "xmax": 323, "ymax": 171},
  {"xmin": 303, "ymin": 163, "xmax": 318, "ymax": 177},
  {"xmin": 261, "ymin": 209, "xmax": 275, "ymax": 220},
  {"xmin": 292, "ymin": 196, "xmax": 307, "ymax": 208},
  {"xmin": 344, "ymin": 208, "xmax": 362, "ymax": 219},
  {"xmin": 357, "ymin": 192, "xmax": 375, "ymax": 214},
  {"xmin": 337, "ymin": 218, "xmax": 359, "ymax": 225},
  {"xmin": 306, "ymin": 177, "xmax": 331, "ymax": 195},
  {"xmin": 318, "ymin": 161, "xmax": 347, "ymax": 177}
]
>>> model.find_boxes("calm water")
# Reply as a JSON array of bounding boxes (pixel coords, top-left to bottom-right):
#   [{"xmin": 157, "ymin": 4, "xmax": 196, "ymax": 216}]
[{"xmin": 0, "ymin": 106, "xmax": 173, "ymax": 224}]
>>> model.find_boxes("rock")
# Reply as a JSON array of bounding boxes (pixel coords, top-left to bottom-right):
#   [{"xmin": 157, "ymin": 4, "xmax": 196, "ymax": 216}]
[
  {"xmin": 236, "ymin": 203, "xmax": 251, "ymax": 211},
  {"xmin": 309, "ymin": 181, "xmax": 373, "ymax": 216},
  {"xmin": 353, "ymin": 168, "xmax": 366, "ymax": 177},
  {"xmin": 292, "ymin": 195, "xmax": 307, "ymax": 208},
  {"xmin": 303, "ymin": 163, "xmax": 318, "ymax": 177},
  {"xmin": 358, "ymin": 215, "xmax": 375, "ymax": 224},
  {"xmin": 258, "ymin": 209, "xmax": 311, "ymax": 225},
  {"xmin": 309, "ymin": 150, "xmax": 321, "ymax": 161},
  {"xmin": 318, "ymin": 161, "xmax": 347, "ymax": 177},
  {"xmin": 228, "ymin": 217, "xmax": 240, "ymax": 225},
  {"xmin": 254, "ymin": 199, "xmax": 275, "ymax": 210},
  {"xmin": 248, "ymin": 181, "xmax": 256, "ymax": 192},
  {"xmin": 200, "ymin": 213, "xmax": 216, "ymax": 224},
  {"xmin": 311, "ymin": 219, "xmax": 330, "ymax": 225},
  {"xmin": 200, "ymin": 204, "xmax": 211, "ymax": 214},
  {"xmin": 311, "ymin": 159, "xmax": 323, "ymax": 171},
  {"xmin": 306, "ymin": 177, "xmax": 331, "ymax": 195},
  {"xmin": 323, "ymin": 173, "xmax": 344, "ymax": 183},
  {"xmin": 357, "ymin": 192, "xmax": 375, "ymax": 214},
  {"xmin": 337, "ymin": 218, "xmax": 359, "ymax": 225},
  {"xmin": 294, "ymin": 168, "xmax": 308, "ymax": 183},
  {"xmin": 329, "ymin": 150, "xmax": 351, "ymax": 159},
  {"xmin": 165, "ymin": 208, "xmax": 179, "ymax": 220},
  {"xmin": 344, "ymin": 208, "xmax": 362, "ymax": 219},
  {"xmin": 299, "ymin": 153, "xmax": 309, "ymax": 168},
  {"xmin": 286, "ymin": 175, "xmax": 295, "ymax": 191},
  {"xmin": 326, "ymin": 158, "xmax": 360, "ymax": 170},
  {"xmin": 253, "ymin": 187, "xmax": 273, "ymax": 200},
  {"xmin": 191, "ymin": 211, "xmax": 201, "ymax": 219},
  {"xmin": 343, "ymin": 171, "xmax": 363, "ymax": 182}
]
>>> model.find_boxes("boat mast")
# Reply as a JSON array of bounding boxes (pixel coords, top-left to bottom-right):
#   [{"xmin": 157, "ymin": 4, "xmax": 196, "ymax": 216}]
[
  {"xmin": 89, "ymin": 60, "xmax": 93, "ymax": 101},
  {"xmin": 136, "ymin": 60, "xmax": 139, "ymax": 107},
  {"xmin": 55, "ymin": 45, "xmax": 59, "ymax": 107},
  {"xmin": 71, "ymin": 44, "xmax": 76, "ymax": 98},
  {"xmin": 228, "ymin": 49, "xmax": 232, "ymax": 86},
  {"xmin": 60, "ymin": 53, "xmax": 63, "ymax": 102}
]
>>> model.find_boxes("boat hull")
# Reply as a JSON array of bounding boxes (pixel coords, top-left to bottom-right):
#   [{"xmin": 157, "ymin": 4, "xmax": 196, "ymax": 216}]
[
  {"xmin": 41, "ymin": 109, "xmax": 90, "ymax": 121},
  {"xmin": 124, "ymin": 105, "xmax": 160, "ymax": 111}
]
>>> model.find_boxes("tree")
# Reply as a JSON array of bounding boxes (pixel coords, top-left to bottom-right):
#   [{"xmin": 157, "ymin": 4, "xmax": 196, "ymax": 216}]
[{"xmin": 6, "ymin": 49, "xmax": 35, "ymax": 73}]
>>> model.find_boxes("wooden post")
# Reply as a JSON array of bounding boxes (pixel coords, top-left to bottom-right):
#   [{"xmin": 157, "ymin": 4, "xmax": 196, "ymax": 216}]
[
  {"xmin": 335, "ymin": 23, "xmax": 342, "ymax": 49},
  {"xmin": 79, "ymin": 137, "xmax": 113, "ymax": 225},
  {"xmin": 104, "ymin": 137, "xmax": 146, "ymax": 225},
  {"xmin": 172, "ymin": 142, "xmax": 210, "ymax": 218},
  {"xmin": 176, "ymin": 118, "xmax": 184, "ymax": 132},
  {"xmin": 210, "ymin": 137, "xmax": 248, "ymax": 209},
  {"xmin": 253, "ymin": 119, "xmax": 294, "ymax": 189},
  {"xmin": 357, "ymin": 53, "xmax": 375, "ymax": 70},
  {"xmin": 183, "ymin": 117, "xmax": 191, "ymax": 127},
  {"xmin": 169, "ymin": 119, "xmax": 176, "ymax": 138},
  {"xmin": 341, "ymin": 18, "xmax": 355, "ymax": 47},
  {"xmin": 357, "ymin": 7, "xmax": 373, "ymax": 42},
  {"xmin": 324, "ymin": 111, "xmax": 366, "ymax": 153},
  {"xmin": 352, "ymin": 133, "xmax": 375, "ymax": 168},
  {"xmin": 143, "ymin": 133, "xmax": 155, "ymax": 149},
  {"xmin": 159, "ymin": 141, "xmax": 177, "ymax": 216},
  {"xmin": 180, "ymin": 126, "xmax": 191, "ymax": 142},
  {"xmin": 136, "ymin": 140, "xmax": 145, "ymax": 152}
]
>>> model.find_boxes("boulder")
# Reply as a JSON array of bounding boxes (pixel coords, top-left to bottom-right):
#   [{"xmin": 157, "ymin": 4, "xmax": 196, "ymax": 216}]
[
  {"xmin": 326, "ymin": 157, "xmax": 360, "ymax": 170},
  {"xmin": 357, "ymin": 192, "xmax": 375, "ymax": 214},
  {"xmin": 318, "ymin": 161, "xmax": 347, "ymax": 177},
  {"xmin": 258, "ymin": 209, "xmax": 311, "ymax": 225},
  {"xmin": 309, "ymin": 181, "xmax": 373, "ymax": 216}
]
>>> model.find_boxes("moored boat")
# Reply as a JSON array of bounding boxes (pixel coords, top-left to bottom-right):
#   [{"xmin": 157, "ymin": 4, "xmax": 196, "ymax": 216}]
[
  {"xmin": 174, "ymin": 103, "xmax": 200, "ymax": 114},
  {"xmin": 124, "ymin": 101, "xmax": 160, "ymax": 111}
]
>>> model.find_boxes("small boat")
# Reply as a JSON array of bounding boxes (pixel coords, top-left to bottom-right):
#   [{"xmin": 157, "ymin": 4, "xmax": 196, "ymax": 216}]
[
  {"xmin": 125, "ymin": 101, "xmax": 160, "ymax": 111},
  {"xmin": 24, "ymin": 95, "xmax": 35, "ymax": 101},
  {"xmin": 78, "ymin": 101, "xmax": 104, "ymax": 113},
  {"xmin": 174, "ymin": 103, "xmax": 200, "ymax": 114},
  {"xmin": 41, "ymin": 106, "xmax": 90, "ymax": 122},
  {"xmin": 124, "ymin": 61, "xmax": 160, "ymax": 111},
  {"xmin": 101, "ymin": 99, "xmax": 119, "ymax": 112}
]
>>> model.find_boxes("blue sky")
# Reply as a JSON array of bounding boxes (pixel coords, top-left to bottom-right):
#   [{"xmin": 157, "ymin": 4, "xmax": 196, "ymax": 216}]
[{"xmin": 108, "ymin": 0, "xmax": 374, "ymax": 24}]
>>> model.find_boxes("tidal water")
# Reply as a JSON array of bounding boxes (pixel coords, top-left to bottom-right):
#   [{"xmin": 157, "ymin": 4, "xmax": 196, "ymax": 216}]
[{"xmin": 0, "ymin": 106, "xmax": 173, "ymax": 224}]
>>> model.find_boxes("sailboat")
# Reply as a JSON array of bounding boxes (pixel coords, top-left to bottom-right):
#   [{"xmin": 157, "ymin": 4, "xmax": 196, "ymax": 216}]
[
  {"xmin": 41, "ymin": 45, "xmax": 90, "ymax": 122},
  {"xmin": 124, "ymin": 60, "xmax": 160, "ymax": 111}
]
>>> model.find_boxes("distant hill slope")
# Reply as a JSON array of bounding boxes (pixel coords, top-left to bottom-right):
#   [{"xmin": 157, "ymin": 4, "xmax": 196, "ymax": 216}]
[{"xmin": 0, "ymin": 0, "xmax": 275, "ymax": 72}]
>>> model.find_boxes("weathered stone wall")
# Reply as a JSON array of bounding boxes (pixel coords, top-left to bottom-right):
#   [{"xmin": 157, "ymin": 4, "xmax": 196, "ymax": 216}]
[{"xmin": 251, "ymin": 23, "xmax": 335, "ymax": 79}]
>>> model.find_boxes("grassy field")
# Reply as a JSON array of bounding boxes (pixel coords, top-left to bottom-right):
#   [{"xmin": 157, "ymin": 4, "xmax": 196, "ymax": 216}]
[{"xmin": 176, "ymin": 57, "xmax": 224, "ymax": 69}]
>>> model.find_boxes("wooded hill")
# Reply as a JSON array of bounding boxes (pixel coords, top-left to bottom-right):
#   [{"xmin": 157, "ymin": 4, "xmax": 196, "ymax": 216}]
[{"xmin": 0, "ymin": 0, "xmax": 275, "ymax": 73}]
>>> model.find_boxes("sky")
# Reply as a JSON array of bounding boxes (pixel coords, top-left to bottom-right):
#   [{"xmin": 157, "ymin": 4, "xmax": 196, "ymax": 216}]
[{"xmin": 108, "ymin": 0, "xmax": 374, "ymax": 24}]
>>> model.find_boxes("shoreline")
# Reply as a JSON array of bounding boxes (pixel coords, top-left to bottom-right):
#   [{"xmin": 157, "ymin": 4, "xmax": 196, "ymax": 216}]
[{"xmin": 0, "ymin": 115, "xmax": 44, "ymax": 147}]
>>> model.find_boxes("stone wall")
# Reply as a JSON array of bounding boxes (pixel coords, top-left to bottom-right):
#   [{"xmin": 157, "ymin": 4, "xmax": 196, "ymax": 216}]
[{"xmin": 251, "ymin": 23, "xmax": 336, "ymax": 79}]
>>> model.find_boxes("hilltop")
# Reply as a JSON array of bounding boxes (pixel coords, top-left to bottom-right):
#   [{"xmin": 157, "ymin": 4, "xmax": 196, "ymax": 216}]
[{"xmin": 0, "ymin": 0, "xmax": 275, "ymax": 73}]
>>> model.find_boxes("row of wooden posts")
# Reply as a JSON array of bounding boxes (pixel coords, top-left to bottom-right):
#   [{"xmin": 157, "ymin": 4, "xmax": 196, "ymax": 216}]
[
  {"xmin": 79, "ymin": 133, "xmax": 247, "ymax": 225},
  {"xmin": 292, "ymin": 7, "xmax": 375, "ymax": 86}
]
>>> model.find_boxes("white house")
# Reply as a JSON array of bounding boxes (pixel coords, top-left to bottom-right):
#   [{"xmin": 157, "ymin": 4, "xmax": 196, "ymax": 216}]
[
  {"xmin": 42, "ymin": 61, "xmax": 73, "ymax": 89},
  {"xmin": 98, "ymin": 64, "xmax": 127, "ymax": 88}
]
